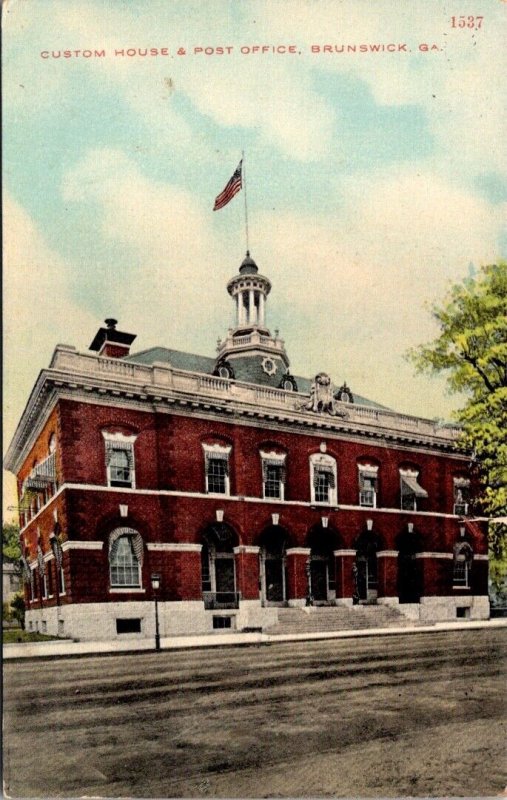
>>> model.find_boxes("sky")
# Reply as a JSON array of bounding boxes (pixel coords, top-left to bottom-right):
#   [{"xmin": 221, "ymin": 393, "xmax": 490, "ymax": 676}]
[{"xmin": 3, "ymin": 0, "xmax": 506, "ymax": 521}]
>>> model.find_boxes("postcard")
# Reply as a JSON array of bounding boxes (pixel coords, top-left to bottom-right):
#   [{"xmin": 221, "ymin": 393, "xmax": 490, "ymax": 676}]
[{"xmin": 3, "ymin": 1, "xmax": 506, "ymax": 798}]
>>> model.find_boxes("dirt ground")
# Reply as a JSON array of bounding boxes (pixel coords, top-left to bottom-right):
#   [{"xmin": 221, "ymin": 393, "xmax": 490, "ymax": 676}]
[{"xmin": 3, "ymin": 628, "xmax": 506, "ymax": 798}]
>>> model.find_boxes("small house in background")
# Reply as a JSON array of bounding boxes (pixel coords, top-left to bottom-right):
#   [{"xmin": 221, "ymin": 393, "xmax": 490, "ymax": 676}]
[
  {"xmin": 3, "ymin": 561, "xmax": 21, "ymax": 605},
  {"xmin": 3, "ymin": 252, "xmax": 489, "ymax": 641}
]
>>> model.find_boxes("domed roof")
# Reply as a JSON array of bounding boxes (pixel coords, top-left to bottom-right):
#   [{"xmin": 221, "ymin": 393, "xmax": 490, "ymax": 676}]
[{"xmin": 239, "ymin": 251, "xmax": 259, "ymax": 274}]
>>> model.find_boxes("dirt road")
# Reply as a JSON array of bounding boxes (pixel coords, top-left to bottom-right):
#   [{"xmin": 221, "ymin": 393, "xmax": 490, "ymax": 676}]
[{"xmin": 3, "ymin": 629, "xmax": 506, "ymax": 797}]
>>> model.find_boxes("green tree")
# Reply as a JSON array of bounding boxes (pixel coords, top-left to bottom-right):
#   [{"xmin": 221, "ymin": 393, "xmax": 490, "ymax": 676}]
[
  {"xmin": 409, "ymin": 262, "xmax": 507, "ymax": 566},
  {"xmin": 10, "ymin": 593, "xmax": 26, "ymax": 630},
  {"xmin": 3, "ymin": 521, "xmax": 21, "ymax": 561}
]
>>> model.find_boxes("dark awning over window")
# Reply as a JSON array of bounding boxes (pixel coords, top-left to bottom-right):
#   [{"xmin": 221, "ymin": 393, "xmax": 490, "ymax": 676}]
[{"xmin": 401, "ymin": 475, "xmax": 428, "ymax": 498}]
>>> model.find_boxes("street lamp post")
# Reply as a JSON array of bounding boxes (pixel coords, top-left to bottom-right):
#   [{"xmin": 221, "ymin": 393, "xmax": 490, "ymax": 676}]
[
  {"xmin": 305, "ymin": 558, "xmax": 313, "ymax": 606},
  {"xmin": 151, "ymin": 573, "xmax": 161, "ymax": 652}
]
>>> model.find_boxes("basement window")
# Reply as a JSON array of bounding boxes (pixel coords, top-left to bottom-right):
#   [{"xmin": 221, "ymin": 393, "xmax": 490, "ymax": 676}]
[
  {"xmin": 213, "ymin": 616, "xmax": 232, "ymax": 630},
  {"xmin": 456, "ymin": 607, "xmax": 470, "ymax": 619},
  {"xmin": 116, "ymin": 618, "xmax": 142, "ymax": 634}
]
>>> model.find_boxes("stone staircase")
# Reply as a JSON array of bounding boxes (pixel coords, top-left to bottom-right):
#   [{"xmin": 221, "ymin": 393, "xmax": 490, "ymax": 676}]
[{"xmin": 263, "ymin": 604, "xmax": 422, "ymax": 635}]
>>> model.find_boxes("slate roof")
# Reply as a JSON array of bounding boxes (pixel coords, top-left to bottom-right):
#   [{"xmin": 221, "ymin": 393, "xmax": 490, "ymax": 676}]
[{"xmin": 126, "ymin": 347, "xmax": 390, "ymax": 410}]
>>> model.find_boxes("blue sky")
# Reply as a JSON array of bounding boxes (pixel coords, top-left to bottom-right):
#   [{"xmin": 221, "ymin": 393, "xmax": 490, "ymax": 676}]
[{"xmin": 3, "ymin": 0, "xmax": 506, "ymax": 518}]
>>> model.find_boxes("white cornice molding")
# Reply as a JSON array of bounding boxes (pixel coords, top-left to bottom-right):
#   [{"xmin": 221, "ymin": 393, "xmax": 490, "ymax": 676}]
[
  {"xmin": 18, "ymin": 482, "xmax": 471, "ymax": 535},
  {"xmin": 415, "ymin": 551, "xmax": 453, "ymax": 559},
  {"xmin": 102, "ymin": 431, "xmax": 138, "ymax": 443},
  {"xmin": 146, "ymin": 543, "xmax": 202, "ymax": 552},
  {"xmin": 61, "ymin": 541, "xmax": 104, "ymax": 551}
]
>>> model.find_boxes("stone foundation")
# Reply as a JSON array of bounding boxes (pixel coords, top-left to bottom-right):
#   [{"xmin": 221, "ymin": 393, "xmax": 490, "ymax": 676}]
[
  {"xmin": 24, "ymin": 594, "xmax": 490, "ymax": 640},
  {"xmin": 25, "ymin": 599, "xmax": 279, "ymax": 641}
]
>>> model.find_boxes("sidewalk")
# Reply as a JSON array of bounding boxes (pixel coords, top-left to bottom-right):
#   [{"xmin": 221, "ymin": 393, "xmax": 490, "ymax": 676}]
[{"xmin": 4, "ymin": 618, "xmax": 507, "ymax": 659}]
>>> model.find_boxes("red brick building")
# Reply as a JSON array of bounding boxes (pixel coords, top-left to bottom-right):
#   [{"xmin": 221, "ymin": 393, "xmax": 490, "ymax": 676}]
[{"xmin": 4, "ymin": 253, "xmax": 489, "ymax": 640}]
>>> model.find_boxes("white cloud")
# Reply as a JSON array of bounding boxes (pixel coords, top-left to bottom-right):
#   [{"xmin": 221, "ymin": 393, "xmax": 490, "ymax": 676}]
[
  {"xmin": 61, "ymin": 148, "xmax": 231, "ymax": 349},
  {"xmin": 61, "ymin": 150, "xmax": 504, "ymax": 419},
  {"xmin": 252, "ymin": 167, "xmax": 503, "ymax": 414},
  {"xmin": 3, "ymin": 193, "xmax": 97, "ymax": 518}
]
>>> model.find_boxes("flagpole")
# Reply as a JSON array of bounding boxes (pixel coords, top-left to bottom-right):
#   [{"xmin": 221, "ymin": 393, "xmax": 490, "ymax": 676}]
[{"xmin": 242, "ymin": 150, "xmax": 249, "ymax": 254}]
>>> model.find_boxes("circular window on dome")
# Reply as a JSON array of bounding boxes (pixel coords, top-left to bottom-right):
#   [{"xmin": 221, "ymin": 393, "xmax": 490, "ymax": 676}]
[
  {"xmin": 283, "ymin": 379, "xmax": 294, "ymax": 392},
  {"xmin": 261, "ymin": 357, "xmax": 277, "ymax": 376}
]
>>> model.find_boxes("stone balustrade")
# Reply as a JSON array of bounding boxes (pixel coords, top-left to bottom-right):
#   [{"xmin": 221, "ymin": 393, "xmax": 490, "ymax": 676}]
[{"xmin": 48, "ymin": 345, "xmax": 460, "ymax": 443}]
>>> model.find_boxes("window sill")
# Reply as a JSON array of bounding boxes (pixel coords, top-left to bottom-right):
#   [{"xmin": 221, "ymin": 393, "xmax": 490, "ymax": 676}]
[{"xmin": 109, "ymin": 587, "xmax": 145, "ymax": 594}]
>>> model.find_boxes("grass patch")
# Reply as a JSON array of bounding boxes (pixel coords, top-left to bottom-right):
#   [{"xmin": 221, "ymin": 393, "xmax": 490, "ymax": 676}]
[{"xmin": 3, "ymin": 629, "xmax": 62, "ymax": 644}]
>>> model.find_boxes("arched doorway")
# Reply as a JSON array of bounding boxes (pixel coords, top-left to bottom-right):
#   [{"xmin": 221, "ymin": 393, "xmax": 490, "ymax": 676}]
[
  {"xmin": 201, "ymin": 523, "xmax": 239, "ymax": 609},
  {"xmin": 396, "ymin": 528, "xmax": 422, "ymax": 603},
  {"xmin": 354, "ymin": 528, "xmax": 381, "ymax": 603},
  {"xmin": 259, "ymin": 526, "xmax": 290, "ymax": 605},
  {"xmin": 307, "ymin": 524, "xmax": 340, "ymax": 604}
]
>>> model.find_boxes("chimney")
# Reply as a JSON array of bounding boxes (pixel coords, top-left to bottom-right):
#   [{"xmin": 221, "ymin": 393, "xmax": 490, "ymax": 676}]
[{"xmin": 89, "ymin": 318, "xmax": 137, "ymax": 359}]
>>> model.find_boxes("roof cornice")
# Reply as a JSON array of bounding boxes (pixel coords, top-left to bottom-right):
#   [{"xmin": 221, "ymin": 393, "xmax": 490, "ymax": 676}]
[{"xmin": 4, "ymin": 345, "xmax": 464, "ymax": 474}]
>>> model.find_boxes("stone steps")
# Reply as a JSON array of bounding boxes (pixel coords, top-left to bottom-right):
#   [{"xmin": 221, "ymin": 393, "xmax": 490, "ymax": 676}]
[{"xmin": 263, "ymin": 605, "xmax": 421, "ymax": 634}]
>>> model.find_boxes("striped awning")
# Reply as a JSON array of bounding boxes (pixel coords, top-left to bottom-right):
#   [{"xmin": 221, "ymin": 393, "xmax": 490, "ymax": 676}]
[{"xmin": 401, "ymin": 475, "xmax": 428, "ymax": 498}]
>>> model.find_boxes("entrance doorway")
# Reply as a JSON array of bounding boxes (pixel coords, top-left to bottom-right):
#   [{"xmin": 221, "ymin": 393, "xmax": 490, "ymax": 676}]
[
  {"xmin": 396, "ymin": 528, "xmax": 422, "ymax": 603},
  {"xmin": 306, "ymin": 523, "xmax": 340, "ymax": 605},
  {"xmin": 201, "ymin": 523, "xmax": 239, "ymax": 609},
  {"xmin": 260, "ymin": 526, "xmax": 288, "ymax": 605},
  {"xmin": 354, "ymin": 529, "xmax": 381, "ymax": 603}
]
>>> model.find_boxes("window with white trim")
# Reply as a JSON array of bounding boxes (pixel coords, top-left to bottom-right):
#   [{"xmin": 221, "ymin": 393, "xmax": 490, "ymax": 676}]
[
  {"xmin": 203, "ymin": 444, "xmax": 231, "ymax": 495},
  {"xmin": 30, "ymin": 566, "xmax": 36, "ymax": 601},
  {"xmin": 103, "ymin": 432, "xmax": 137, "ymax": 488},
  {"xmin": 310, "ymin": 454, "xmax": 337, "ymax": 505},
  {"xmin": 109, "ymin": 529, "xmax": 143, "ymax": 588},
  {"xmin": 358, "ymin": 465, "xmax": 378, "ymax": 508},
  {"xmin": 453, "ymin": 477, "xmax": 471, "ymax": 516},
  {"xmin": 453, "ymin": 542, "xmax": 473, "ymax": 588},
  {"xmin": 400, "ymin": 468, "xmax": 428, "ymax": 511},
  {"xmin": 261, "ymin": 451, "xmax": 286, "ymax": 500}
]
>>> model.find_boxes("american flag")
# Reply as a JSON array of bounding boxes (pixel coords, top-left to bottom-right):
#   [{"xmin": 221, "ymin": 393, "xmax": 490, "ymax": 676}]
[{"xmin": 213, "ymin": 160, "xmax": 243, "ymax": 211}]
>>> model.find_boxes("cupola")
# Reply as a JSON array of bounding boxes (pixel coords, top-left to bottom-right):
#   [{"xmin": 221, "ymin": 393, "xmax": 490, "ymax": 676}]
[{"xmin": 214, "ymin": 252, "xmax": 291, "ymax": 388}]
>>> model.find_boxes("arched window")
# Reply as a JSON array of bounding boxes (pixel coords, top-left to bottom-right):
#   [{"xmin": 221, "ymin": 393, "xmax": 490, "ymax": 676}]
[
  {"xmin": 453, "ymin": 542, "xmax": 473, "ymax": 588},
  {"xmin": 310, "ymin": 453, "xmax": 337, "ymax": 506},
  {"xmin": 109, "ymin": 528, "xmax": 143, "ymax": 588}
]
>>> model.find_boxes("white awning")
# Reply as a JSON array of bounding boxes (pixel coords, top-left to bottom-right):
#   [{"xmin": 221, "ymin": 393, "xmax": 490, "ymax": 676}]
[{"xmin": 401, "ymin": 475, "xmax": 428, "ymax": 498}]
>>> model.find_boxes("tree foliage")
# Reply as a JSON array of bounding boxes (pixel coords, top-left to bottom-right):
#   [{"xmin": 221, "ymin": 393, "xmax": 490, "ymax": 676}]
[
  {"xmin": 3, "ymin": 522, "xmax": 21, "ymax": 561},
  {"xmin": 409, "ymin": 262, "xmax": 507, "ymax": 560}
]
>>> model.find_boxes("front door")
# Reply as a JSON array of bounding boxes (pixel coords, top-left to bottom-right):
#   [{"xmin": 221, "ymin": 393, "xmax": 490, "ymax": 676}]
[
  {"xmin": 311, "ymin": 559, "xmax": 328, "ymax": 602},
  {"xmin": 265, "ymin": 558, "xmax": 284, "ymax": 602},
  {"xmin": 398, "ymin": 554, "xmax": 421, "ymax": 603},
  {"xmin": 215, "ymin": 555, "xmax": 235, "ymax": 601}
]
